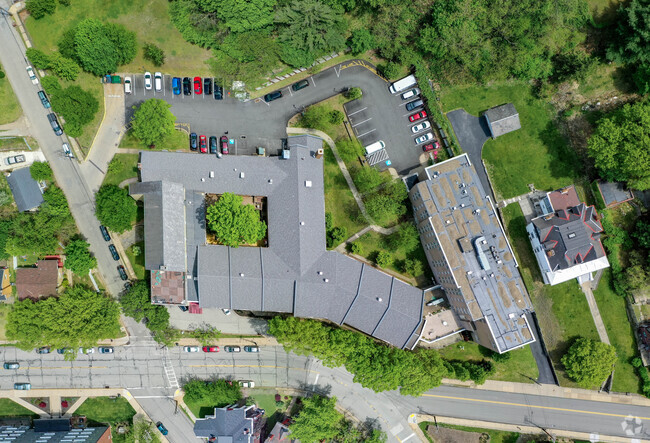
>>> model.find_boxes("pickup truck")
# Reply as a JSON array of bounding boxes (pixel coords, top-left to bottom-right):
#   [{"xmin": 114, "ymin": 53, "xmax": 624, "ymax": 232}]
[{"xmin": 26, "ymin": 66, "xmax": 38, "ymax": 85}]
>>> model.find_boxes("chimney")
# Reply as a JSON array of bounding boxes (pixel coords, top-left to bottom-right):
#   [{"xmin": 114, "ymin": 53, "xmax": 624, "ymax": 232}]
[{"xmin": 315, "ymin": 148, "xmax": 324, "ymax": 159}]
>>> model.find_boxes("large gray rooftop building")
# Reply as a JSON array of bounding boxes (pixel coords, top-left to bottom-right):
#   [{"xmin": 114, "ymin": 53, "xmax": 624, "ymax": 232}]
[{"xmin": 131, "ymin": 135, "xmax": 424, "ymax": 349}]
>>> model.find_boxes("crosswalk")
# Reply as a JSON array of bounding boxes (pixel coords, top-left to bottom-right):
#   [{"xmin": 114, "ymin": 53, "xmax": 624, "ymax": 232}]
[{"xmin": 163, "ymin": 348, "xmax": 179, "ymax": 389}]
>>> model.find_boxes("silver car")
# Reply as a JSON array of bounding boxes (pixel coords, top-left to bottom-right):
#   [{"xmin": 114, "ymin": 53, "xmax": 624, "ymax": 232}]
[
  {"xmin": 3, "ymin": 362, "xmax": 19, "ymax": 370},
  {"xmin": 5, "ymin": 155, "xmax": 26, "ymax": 166}
]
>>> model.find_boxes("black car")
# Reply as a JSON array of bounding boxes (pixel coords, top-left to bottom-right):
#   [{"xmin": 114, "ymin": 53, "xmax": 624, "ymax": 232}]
[
  {"xmin": 47, "ymin": 113, "xmax": 63, "ymax": 136},
  {"xmin": 189, "ymin": 133, "xmax": 198, "ymax": 151},
  {"xmin": 36, "ymin": 347, "xmax": 50, "ymax": 354},
  {"xmin": 264, "ymin": 90, "xmax": 282, "ymax": 103},
  {"xmin": 203, "ymin": 78, "xmax": 212, "ymax": 95},
  {"xmin": 182, "ymin": 77, "xmax": 192, "ymax": 96},
  {"xmin": 292, "ymin": 79, "xmax": 309, "ymax": 91},
  {"xmin": 405, "ymin": 98, "xmax": 424, "ymax": 112},
  {"xmin": 108, "ymin": 244, "xmax": 119, "ymax": 261},
  {"xmin": 117, "ymin": 265, "xmax": 128, "ymax": 281},
  {"xmin": 209, "ymin": 136, "xmax": 218, "ymax": 154},
  {"xmin": 178, "ymin": 305, "xmax": 189, "ymax": 312},
  {"xmin": 100, "ymin": 225, "xmax": 111, "ymax": 242},
  {"xmin": 214, "ymin": 83, "xmax": 223, "ymax": 100}
]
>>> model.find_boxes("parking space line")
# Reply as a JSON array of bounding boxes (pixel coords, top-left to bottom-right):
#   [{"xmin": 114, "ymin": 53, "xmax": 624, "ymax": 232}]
[
  {"xmin": 287, "ymin": 86, "xmax": 293, "ymax": 96},
  {"xmin": 356, "ymin": 128, "xmax": 376, "ymax": 138},
  {"xmin": 163, "ymin": 76, "xmax": 166, "ymax": 96},
  {"xmin": 347, "ymin": 107, "xmax": 367, "ymax": 117},
  {"xmin": 351, "ymin": 117, "xmax": 371, "ymax": 128},
  {"xmin": 311, "ymin": 76, "xmax": 316, "ymax": 86}
]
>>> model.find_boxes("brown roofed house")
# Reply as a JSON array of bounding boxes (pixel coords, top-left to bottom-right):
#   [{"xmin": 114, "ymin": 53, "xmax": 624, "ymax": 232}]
[{"xmin": 16, "ymin": 260, "xmax": 58, "ymax": 301}]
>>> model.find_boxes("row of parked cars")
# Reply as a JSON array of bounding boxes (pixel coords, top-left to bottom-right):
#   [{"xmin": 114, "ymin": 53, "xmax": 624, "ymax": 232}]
[
  {"xmin": 399, "ymin": 88, "xmax": 439, "ymax": 149},
  {"xmin": 189, "ymin": 133, "xmax": 229, "ymax": 154},
  {"xmin": 99, "ymin": 225, "xmax": 128, "ymax": 281},
  {"xmin": 263, "ymin": 79, "xmax": 309, "ymax": 103},
  {"xmin": 182, "ymin": 345, "xmax": 259, "ymax": 353},
  {"xmin": 33, "ymin": 346, "xmax": 114, "ymax": 355},
  {"xmin": 124, "ymin": 73, "xmax": 225, "ymax": 99}
]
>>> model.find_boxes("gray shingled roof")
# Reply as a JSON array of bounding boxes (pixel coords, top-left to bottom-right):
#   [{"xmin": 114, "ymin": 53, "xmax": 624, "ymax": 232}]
[
  {"xmin": 597, "ymin": 181, "xmax": 634, "ymax": 207},
  {"xmin": 193, "ymin": 405, "xmax": 254, "ymax": 442},
  {"xmin": 6, "ymin": 167, "xmax": 43, "ymax": 212},
  {"xmin": 135, "ymin": 136, "xmax": 425, "ymax": 349},
  {"xmin": 484, "ymin": 103, "xmax": 521, "ymax": 138}
]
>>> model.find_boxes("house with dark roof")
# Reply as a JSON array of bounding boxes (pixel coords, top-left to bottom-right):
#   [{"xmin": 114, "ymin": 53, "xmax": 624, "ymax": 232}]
[
  {"xmin": 483, "ymin": 103, "xmax": 521, "ymax": 139},
  {"xmin": 407, "ymin": 153, "xmax": 535, "ymax": 354},
  {"xmin": 16, "ymin": 259, "xmax": 59, "ymax": 300},
  {"xmin": 193, "ymin": 404, "xmax": 264, "ymax": 442},
  {"xmin": 596, "ymin": 181, "xmax": 634, "ymax": 208},
  {"xmin": 526, "ymin": 186, "xmax": 609, "ymax": 286},
  {"xmin": 6, "ymin": 167, "xmax": 43, "ymax": 212},
  {"xmin": 0, "ymin": 419, "xmax": 111, "ymax": 443},
  {"xmin": 131, "ymin": 135, "xmax": 425, "ymax": 349}
]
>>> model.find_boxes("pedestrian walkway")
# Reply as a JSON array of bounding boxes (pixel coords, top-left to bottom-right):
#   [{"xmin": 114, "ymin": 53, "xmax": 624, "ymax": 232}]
[
  {"xmin": 580, "ymin": 282, "xmax": 611, "ymax": 344},
  {"xmin": 0, "ymin": 116, "xmax": 31, "ymax": 137}
]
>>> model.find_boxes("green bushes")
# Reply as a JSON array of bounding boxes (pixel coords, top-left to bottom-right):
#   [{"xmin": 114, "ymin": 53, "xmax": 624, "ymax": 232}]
[
  {"xmin": 26, "ymin": 0, "xmax": 56, "ymax": 19},
  {"xmin": 95, "ymin": 185, "xmax": 137, "ymax": 233},
  {"xmin": 143, "ymin": 43, "xmax": 165, "ymax": 67},
  {"xmin": 183, "ymin": 379, "xmax": 242, "ymax": 411},
  {"xmin": 363, "ymin": 179, "xmax": 408, "ymax": 226},
  {"xmin": 26, "ymin": 48, "xmax": 80, "ymax": 80},
  {"xmin": 49, "ymin": 85, "xmax": 99, "ymax": 137},
  {"xmin": 632, "ymin": 358, "xmax": 650, "ymax": 397},
  {"xmin": 325, "ymin": 212, "xmax": 347, "ymax": 248},
  {"xmin": 443, "ymin": 359, "xmax": 496, "ymax": 384}
]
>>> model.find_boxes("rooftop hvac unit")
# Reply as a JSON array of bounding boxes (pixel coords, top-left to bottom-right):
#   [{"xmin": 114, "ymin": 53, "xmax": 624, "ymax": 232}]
[
  {"xmin": 209, "ymin": 171, "xmax": 214, "ymax": 178},
  {"xmin": 315, "ymin": 148, "xmax": 324, "ymax": 159},
  {"xmin": 240, "ymin": 172, "xmax": 245, "ymax": 179},
  {"xmin": 305, "ymin": 180, "xmax": 312, "ymax": 187}
]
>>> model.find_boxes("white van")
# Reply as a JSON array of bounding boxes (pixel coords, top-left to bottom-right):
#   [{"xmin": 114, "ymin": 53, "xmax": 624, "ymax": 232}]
[
  {"xmin": 154, "ymin": 72, "xmax": 163, "ymax": 92},
  {"xmin": 364, "ymin": 140, "xmax": 386, "ymax": 156},
  {"xmin": 389, "ymin": 74, "xmax": 416, "ymax": 94}
]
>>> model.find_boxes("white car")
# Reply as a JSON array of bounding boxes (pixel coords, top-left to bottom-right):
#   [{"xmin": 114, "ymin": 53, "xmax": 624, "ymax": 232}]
[
  {"xmin": 62, "ymin": 143, "xmax": 73, "ymax": 158},
  {"xmin": 124, "ymin": 76, "xmax": 132, "ymax": 94},
  {"xmin": 401, "ymin": 88, "xmax": 419, "ymax": 100},
  {"xmin": 411, "ymin": 121, "xmax": 431, "ymax": 134},
  {"xmin": 222, "ymin": 308, "xmax": 232, "ymax": 316},
  {"xmin": 154, "ymin": 72, "xmax": 162, "ymax": 92},
  {"xmin": 415, "ymin": 132, "xmax": 434, "ymax": 144},
  {"xmin": 78, "ymin": 347, "xmax": 95, "ymax": 354},
  {"xmin": 183, "ymin": 346, "xmax": 199, "ymax": 353},
  {"xmin": 26, "ymin": 66, "xmax": 38, "ymax": 85},
  {"xmin": 239, "ymin": 381, "xmax": 255, "ymax": 388},
  {"xmin": 144, "ymin": 72, "xmax": 152, "ymax": 90}
]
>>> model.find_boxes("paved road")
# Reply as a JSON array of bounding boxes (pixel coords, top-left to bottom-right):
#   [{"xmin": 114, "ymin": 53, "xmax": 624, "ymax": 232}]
[{"xmin": 0, "ymin": 6, "xmax": 124, "ymax": 296}]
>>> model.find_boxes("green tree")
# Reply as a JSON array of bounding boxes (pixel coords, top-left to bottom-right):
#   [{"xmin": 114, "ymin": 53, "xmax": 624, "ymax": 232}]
[
  {"xmin": 289, "ymin": 395, "xmax": 343, "ymax": 442},
  {"xmin": 326, "ymin": 225, "xmax": 347, "ymax": 248},
  {"xmin": 6, "ymin": 213, "xmax": 59, "ymax": 257},
  {"xmin": 364, "ymin": 180, "xmax": 408, "ymax": 224},
  {"xmin": 376, "ymin": 62, "xmax": 400, "ymax": 80},
  {"xmin": 588, "ymin": 101, "xmax": 650, "ymax": 190},
  {"xmin": 352, "ymin": 166, "xmax": 387, "ymax": 193},
  {"xmin": 49, "ymin": 53, "xmax": 80, "ymax": 81},
  {"xmin": 345, "ymin": 87, "xmax": 362, "ymax": 100},
  {"xmin": 6, "ymin": 285, "xmax": 121, "ymax": 349},
  {"xmin": 375, "ymin": 250, "xmax": 392, "ymax": 268},
  {"xmin": 30, "ymin": 161, "xmax": 53, "ymax": 182},
  {"xmin": 349, "ymin": 242, "xmax": 362, "ymax": 255},
  {"xmin": 41, "ymin": 75, "xmax": 62, "ymax": 94},
  {"xmin": 561, "ymin": 338, "xmax": 617, "ymax": 388},
  {"xmin": 131, "ymin": 98, "xmax": 176, "ymax": 147},
  {"xmin": 26, "ymin": 0, "xmax": 56, "ymax": 19},
  {"xmin": 143, "ymin": 42, "xmax": 166, "ymax": 66},
  {"xmin": 200, "ymin": 0, "xmax": 277, "ymax": 33},
  {"xmin": 64, "ymin": 239, "xmax": 97, "ymax": 275},
  {"xmin": 607, "ymin": 0, "xmax": 650, "ymax": 66},
  {"xmin": 95, "ymin": 185, "xmax": 137, "ymax": 233},
  {"xmin": 329, "ymin": 110, "xmax": 344, "ymax": 125},
  {"xmin": 74, "ymin": 19, "xmax": 119, "ymax": 76},
  {"xmin": 348, "ymin": 28, "xmax": 374, "ymax": 55},
  {"xmin": 26, "ymin": 48, "xmax": 51, "ymax": 69},
  {"xmin": 49, "ymin": 85, "xmax": 99, "ymax": 137},
  {"xmin": 104, "ymin": 23, "xmax": 137, "ymax": 66},
  {"xmin": 401, "ymin": 258, "xmax": 423, "ymax": 276},
  {"xmin": 551, "ymin": 50, "xmax": 593, "ymax": 83},
  {"xmin": 120, "ymin": 281, "xmax": 171, "ymax": 332},
  {"xmin": 0, "ymin": 191, "xmax": 11, "ymax": 207},
  {"xmin": 278, "ymin": 43, "xmax": 315, "ymax": 68},
  {"xmin": 41, "ymin": 185, "xmax": 70, "ymax": 218},
  {"xmin": 206, "ymin": 193, "xmax": 267, "ymax": 247},
  {"xmin": 633, "ymin": 219, "xmax": 650, "ymax": 249},
  {"xmin": 0, "ymin": 219, "xmax": 13, "ymax": 260},
  {"xmin": 387, "ymin": 223, "xmax": 419, "ymax": 252},
  {"xmin": 57, "ymin": 27, "xmax": 78, "ymax": 60},
  {"xmin": 300, "ymin": 104, "xmax": 332, "ymax": 131},
  {"xmin": 183, "ymin": 379, "xmax": 242, "ymax": 408}
]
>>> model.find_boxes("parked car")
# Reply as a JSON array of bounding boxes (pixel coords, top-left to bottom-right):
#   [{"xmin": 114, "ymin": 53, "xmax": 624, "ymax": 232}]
[
  {"xmin": 264, "ymin": 90, "xmax": 282, "ymax": 102},
  {"xmin": 36, "ymin": 347, "xmax": 50, "ymax": 354},
  {"xmin": 79, "ymin": 347, "xmax": 94, "ymax": 354},
  {"xmin": 405, "ymin": 99, "xmax": 424, "ymax": 112},
  {"xmin": 3, "ymin": 362, "xmax": 19, "ymax": 370},
  {"xmin": 144, "ymin": 72, "xmax": 152, "ymax": 90},
  {"xmin": 37, "ymin": 90, "xmax": 50, "ymax": 108},
  {"xmin": 172, "ymin": 77, "xmax": 181, "ymax": 95},
  {"xmin": 56, "ymin": 348, "xmax": 70, "ymax": 354},
  {"xmin": 415, "ymin": 132, "xmax": 434, "ymax": 144},
  {"xmin": 98, "ymin": 347, "xmax": 114, "ymax": 354},
  {"xmin": 26, "ymin": 66, "xmax": 38, "ymax": 84},
  {"xmin": 409, "ymin": 111, "xmax": 427, "ymax": 122},
  {"xmin": 423, "ymin": 141, "xmax": 441, "ymax": 152},
  {"xmin": 239, "ymin": 381, "xmax": 255, "ymax": 388},
  {"xmin": 222, "ymin": 308, "xmax": 231, "ymax": 315},
  {"xmin": 194, "ymin": 76, "xmax": 202, "ymax": 94},
  {"xmin": 203, "ymin": 77, "xmax": 212, "ymax": 95},
  {"xmin": 100, "ymin": 225, "xmax": 111, "ymax": 242},
  {"xmin": 154, "ymin": 72, "xmax": 162, "ymax": 92},
  {"xmin": 5, "ymin": 155, "xmax": 26, "ymax": 166},
  {"xmin": 209, "ymin": 136, "xmax": 218, "ymax": 154},
  {"xmin": 183, "ymin": 346, "xmax": 199, "ymax": 352},
  {"xmin": 189, "ymin": 133, "xmax": 198, "ymax": 151},
  {"xmin": 183, "ymin": 77, "xmax": 192, "ymax": 95},
  {"xmin": 62, "ymin": 143, "xmax": 73, "ymax": 158},
  {"xmin": 199, "ymin": 135, "xmax": 207, "ymax": 153},
  {"xmin": 220, "ymin": 136, "xmax": 229, "ymax": 155},
  {"xmin": 202, "ymin": 346, "xmax": 219, "ymax": 352},
  {"xmin": 292, "ymin": 79, "xmax": 309, "ymax": 91},
  {"xmin": 14, "ymin": 383, "xmax": 31, "ymax": 390},
  {"xmin": 47, "ymin": 113, "xmax": 63, "ymax": 136},
  {"xmin": 411, "ymin": 121, "xmax": 431, "ymax": 134},
  {"xmin": 117, "ymin": 265, "xmax": 128, "ymax": 281},
  {"xmin": 108, "ymin": 244, "xmax": 120, "ymax": 261},
  {"xmin": 124, "ymin": 76, "xmax": 132, "ymax": 94},
  {"xmin": 224, "ymin": 346, "xmax": 241, "ymax": 353},
  {"xmin": 243, "ymin": 346, "xmax": 259, "ymax": 353},
  {"xmin": 214, "ymin": 83, "xmax": 223, "ymax": 100},
  {"xmin": 156, "ymin": 422, "xmax": 168, "ymax": 436},
  {"xmin": 178, "ymin": 305, "xmax": 189, "ymax": 312},
  {"xmin": 401, "ymin": 88, "xmax": 420, "ymax": 100}
]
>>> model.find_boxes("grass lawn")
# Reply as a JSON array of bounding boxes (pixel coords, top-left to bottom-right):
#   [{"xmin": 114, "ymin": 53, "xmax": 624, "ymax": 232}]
[
  {"xmin": 119, "ymin": 129, "xmax": 187, "ymax": 151},
  {"xmin": 102, "ymin": 153, "xmax": 140, "ymax": 187},
  {"xmin": 577, "ymin": 63, "xmax": 631, "ymax": 100},
  {"xmin": 0, "ymin": 137, "xmax": 39, "ymax": 152},
  {"xmin": 125, "ymin": 241, "xmax": 145, "ymax": 280},
  {"xmin": 249, "ymin": 390, "xmax": 292, "ymax": 431},
  {"xmin": 0, "ymin": 66, "xmax": 21, "ymax": 125},
  {"xmin": 420, "ymin": 422, "xmax": 519, "ymax": 443},
  {"xmin": 0, "ymin": 399, "xmax": 39, "ymax": 417},
  {"xmin": 74, "ymin": 396, "xmax": 135, "ymax": 424},
  {"xmin": 439, "ymin": 341, "xmax": 539, "ymax": 384},
  {"xmin": 0, "ymin": 303, "xmax": 11, "ymax": 340},
  {"xmin": 500, "ymin": 204, "xmax": 599, "ymax": 386},
  {"xmin": 441, "ymin": 81, "xmax": 581, "ymax": 200},
  {"xmin": 69, "ymin": 73, "xmax": 104, "ymax": 152}
]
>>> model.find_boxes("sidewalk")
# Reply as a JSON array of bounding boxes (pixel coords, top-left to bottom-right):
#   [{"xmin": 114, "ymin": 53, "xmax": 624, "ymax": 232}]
[{"xmin": 580, "ymin": 281, "xmax": 610, "ymax": 344}]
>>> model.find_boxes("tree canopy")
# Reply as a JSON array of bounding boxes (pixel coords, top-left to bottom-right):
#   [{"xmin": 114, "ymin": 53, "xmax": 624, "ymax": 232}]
[
  {"xmin": 6, "ymin": 286, "xmax": 121, "ymax": 349},
  {"xmin": 206, "ymin": 193, "xmax": 267, "ymax": 247},
  {"xmin": 290, "ymin": 395, "xmax": 343, "ymax": 442},
  {"xmin": 95, "ymin": 185, "xmax": 137, "ymax": 233},
  {"xmin": 26, "ymin": 0, "xmax": 56, "ymax": 19},
  {"xmin": 587, "ymin": 101, "xmax": 650, "ymax": 190},
  {"xmin": 208, "ymin": 0, "xmax": 277, "ymax": 33},
  {"xmin": 64, "ymin": 239, "xmax": 97, "ymax": 276},
  {"xmin": 131, "ymin": 99, "xmax": 176, "ymax": 147},
  {"xmin": 72, "ymin": 19, "xmax": 136, "ymax": 76},
  {"xmin": 120, "ymin": 281, "xmax": 170, "ymax": 332},
  {"xmin": 561, "ymin": 338, "xmax": 617, "ymax": 388},
  {"xmin": 183, "ymin": 379, "xmax": 242, "ymax": 409},
  {"xmin": 30, "ymin": 161, "xmax": 53, "ymax": 182},
  {"xmin": 47, "ymin": 85, "xmax": 99, "ymax": 137}
]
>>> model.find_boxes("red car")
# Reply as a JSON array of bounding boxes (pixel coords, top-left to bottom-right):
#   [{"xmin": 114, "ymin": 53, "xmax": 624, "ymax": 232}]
[
  {"xmin": 202, "ymin": 346, "xmax": 219, "ymax": 352},
  {"xmin": 423, "ymin": 141, "xmax": 440, "ymax": 152},
  {"xmin": 409, "ymin": 110, "xmax": 427, "ymax": 122},
  {"xmin": 194, "ymin": 77, "xmax": 202, "ymax": 94},
  {"xmin": 199, "ymin": 135, "xmax": 207, "ymax": 153},
  {"xmin": 220, "ymin": 135, "xmax": 229, "ymax": 155}
]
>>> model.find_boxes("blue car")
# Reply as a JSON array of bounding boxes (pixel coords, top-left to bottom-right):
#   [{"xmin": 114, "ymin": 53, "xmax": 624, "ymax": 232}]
[
  {"xmin": 172, "ymin": 77, "xmax": 181, "ymax": 95},
  {"xmin": 156, "ymin": 422, "xmax": 168, "ymax": 435}
]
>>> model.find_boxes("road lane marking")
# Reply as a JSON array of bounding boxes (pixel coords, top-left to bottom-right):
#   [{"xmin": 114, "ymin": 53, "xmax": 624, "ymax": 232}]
[
  {"xmin": 351, "ymin": 117, "xmax": 371, "ymax": 128},
  {"xmin": 347, "ymin": 106, "xmax": 367, "ymax": 117},
  {"xmin": 23, "ymin": 366, "xmax": 108, "ymax": 370},
  {"xmin": 398, "ymin": 433, "xmax": 415, "ymax": 442},
  {"xmin": 310, "ymin": 76, "xmax": 316, "ymax": 87},
  {"xmin": 421, "ymin": 393, "xmax": 650, "ymax": 421},
  {"xmin": 188, "ymin": 364, "xmax": 319, "ymax": 374}
]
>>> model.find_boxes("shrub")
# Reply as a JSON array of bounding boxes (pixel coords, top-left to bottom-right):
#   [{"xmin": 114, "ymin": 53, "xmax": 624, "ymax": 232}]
[
  {"xmin": 41, "ymin": 76, "xmax": 62, "ymax": 94},
  {"xmin": 49, "ymin": 53, "xmax": 80, "ymax": 81},
  {"xmin": 26, "ymin": 0, "xmax": 56, "ymax": 19},
  {"xmin": 377, "ymin": 62, "xmax": 400, "ymax": 80},
  {"xmin": 329, "ymin": 110, "xmax": 344, "ymax": 125},
  {"xmin": 143, "ymin": 43, "xmax": 166, "ymax": 67},
  {"xmin": 348, "ymin": 29, "xmax": 375, "ymax": 55},
  {"xmin": 345, "ymin": 87, "xmax": 362, "ymax": 100},
  {"xmin": 26, "ymin": 48, "xmax": 51, "ymax": 69},
  {"xmin": 375, "ymin": 250, "xmax": 392, "ymax": 268},
  {"xmin": 30, "ymin": 162, "xmax": 53, "ymax": 181},
  {"xmin": 349, "ymin": 242, "xmax": 362, "ymax": 255}
]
